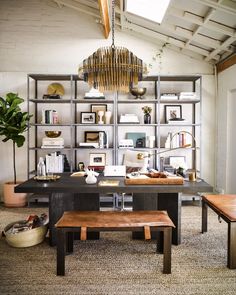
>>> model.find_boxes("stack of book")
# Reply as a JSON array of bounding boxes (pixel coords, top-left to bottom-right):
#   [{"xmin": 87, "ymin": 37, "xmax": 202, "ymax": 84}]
[
  {"xmin": 161, "ymin": 93, "xmax": 178, "ymax": 100},
  {"xmin": 179, "ymin": 92, "xmax": 197, "ymax": 100}
]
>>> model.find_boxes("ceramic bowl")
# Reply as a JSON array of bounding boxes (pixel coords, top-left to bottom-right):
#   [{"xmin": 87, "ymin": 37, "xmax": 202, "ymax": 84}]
[
  {"xmin": 45, "ymin": 131, "xmax": 61, "ymax": 138},
  {"xmin": 130, "ymin": 87, "xmax": 146, "ymax": 99}
]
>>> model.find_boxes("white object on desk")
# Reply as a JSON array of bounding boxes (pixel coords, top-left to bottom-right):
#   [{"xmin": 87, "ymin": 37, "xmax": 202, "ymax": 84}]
[{"xmin": 103, "ymin": 165, "xmax": 126, "ymax": 177}]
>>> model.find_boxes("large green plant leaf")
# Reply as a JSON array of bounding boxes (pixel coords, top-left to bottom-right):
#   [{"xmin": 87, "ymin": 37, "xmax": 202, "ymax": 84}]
[{"xmin": 0, "ymin": 93, "xmax": 32, "ymax": 183}]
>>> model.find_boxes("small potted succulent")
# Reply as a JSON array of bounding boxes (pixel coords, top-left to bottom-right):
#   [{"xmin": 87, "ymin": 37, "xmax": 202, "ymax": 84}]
[
  {"xmin": 0, "ymin": 92, "xmax": 32, "ymax": 207},
  {"xmin": 142, "ymin": 106, "xmax": 152, "ymax": 124}
]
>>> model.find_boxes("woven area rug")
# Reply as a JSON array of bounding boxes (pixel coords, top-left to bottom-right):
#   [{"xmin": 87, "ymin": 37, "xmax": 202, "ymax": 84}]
[{"xmin": 0, "ymin": 204, "xmax": 235, "ymax": 295}]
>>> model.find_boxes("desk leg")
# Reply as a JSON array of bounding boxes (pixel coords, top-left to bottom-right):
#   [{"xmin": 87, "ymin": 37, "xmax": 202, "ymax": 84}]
[
  {"xmin": 132, "ymin": 192, "xmax": 181, "ymax": 245},
  {"xmin": 49, "ymin": 193, "xmax": 74, "ymax": 247},
  {"xmin": 132, "ymin": 193, "xmax": 158, "ymax": 239},
  {"xmin": 74, "ymin": 193, "xmax": 100, "ymax": 240},
  {"xmin": 158, "ymin": 193, "xmax": 181, "ymax": 245}
]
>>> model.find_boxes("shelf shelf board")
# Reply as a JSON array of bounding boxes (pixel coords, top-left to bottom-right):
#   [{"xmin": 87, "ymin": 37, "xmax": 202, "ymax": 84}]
[
  {"xmin": 30, "ymin": 123, "xmax": 72, "ymax": 127},
  {"xmin": 74, "ymin": 147, "xmax": 114, "ymax": 150},
  {"xmin": 118, "ymin": 147, "xmax": 199, "ymax": 150},
  {"xmin": 74, "ymin": 124, "xmax": 114, "ymax": 126},
  {"xmin": 118, "ymin": 99, "xmax": 156, "ymax": 103},
  {"xmin": 117, "ymin": 123, "xmax": 158, "ymax": 126},
  {"xmin": 160, "ymin": 123, "xmax": 201, "ymax": 127},
  {"xmin": 159, "ymin": 99, "xmax": 200, "ymax": 104},
  {"xmin": 143, "ymin": 75, "xmax": 201, "ymax": 82},
  {"xmin": 28, "ymin": 74, "xmax": 83, "ymax": 81},
  {"xmin": 29, "ymin": 147, "xmax": 72, "ymax": 151},
  {"xmin": 75, "ymin": 99, "xmax": 114, "ymax": 104},
  {"xmin": 29, "ymin": 99, "xmax": 72, "ymax": 103}
]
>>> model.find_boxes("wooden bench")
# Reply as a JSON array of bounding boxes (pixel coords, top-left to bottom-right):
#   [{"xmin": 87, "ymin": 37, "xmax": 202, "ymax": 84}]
[
  {"xmin": 55, "ymin": 210, "xmax": 175, "ymax": 275},
  {"xmin": 202, "ymin": 194, "xmax": 236, "ymax": 269}
]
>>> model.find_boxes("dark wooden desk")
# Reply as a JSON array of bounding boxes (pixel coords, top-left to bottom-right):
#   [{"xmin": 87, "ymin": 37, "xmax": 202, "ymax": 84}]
[{"xmin": 15, "ymin": 173, "xmax": 213, "ymax": 246}]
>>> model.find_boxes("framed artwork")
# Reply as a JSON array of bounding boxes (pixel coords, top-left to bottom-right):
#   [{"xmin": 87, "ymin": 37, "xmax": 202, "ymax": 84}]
[
  {"xmin": 164, "ymin": 105, "xmax": 182, "ymax": 123},
  {"xmin": 80, "ymin": 112, "xmax": 96, "ymax": 124},
  {"xmin": 91, "ymin": 104, "xmax": 107, "ymax": 123},
  {"xmin": 84, "ymin": 131, "xmax": 100, "ymax": 143},
  {"xmin": 89, "ymin": 153, "xmax": 106, "ymax": 166},
  {"xmin": 126, "ymin": 132, "xmax": 146, "ymax": 148}
]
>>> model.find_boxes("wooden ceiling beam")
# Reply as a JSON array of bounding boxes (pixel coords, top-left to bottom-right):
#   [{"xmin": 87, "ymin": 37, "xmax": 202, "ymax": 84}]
[
  {"xmin": 98, "ymin": 0, "xmax": 110, "ymax": 39},
  {"xmin": 216, "ymin": 54, "xmax": 236, "ymax": 73}
]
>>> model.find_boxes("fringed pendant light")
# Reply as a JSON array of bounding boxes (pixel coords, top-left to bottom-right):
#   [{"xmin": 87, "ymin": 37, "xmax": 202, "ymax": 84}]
[{"xmin": 79, "ymin": 0, "xmax": 144, "ymax": 93}]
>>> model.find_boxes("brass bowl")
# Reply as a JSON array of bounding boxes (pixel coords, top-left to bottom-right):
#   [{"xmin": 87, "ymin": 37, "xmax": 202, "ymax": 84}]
[
  {"xmin": 45, "ymin": 131, "xmax": 61, "ymax": 138},
  {"xmin": 130, "ymin": 87, "xmax": 146, "ymax": 99}
]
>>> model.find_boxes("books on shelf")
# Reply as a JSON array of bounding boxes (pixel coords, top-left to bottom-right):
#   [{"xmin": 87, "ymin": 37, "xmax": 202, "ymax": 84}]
[
  {"xmin": 119, "ymin": 114, "xmax": 140, "ymax": 123},
  {"xmin": 41, "ymin": 110, "xmax": 59, "ymax": 124},
  {"xmin": 179, "ymin": 92, "xmax": 197, "ymax": 100},
  {"xmin": 41, "ymin": 137, "xmax": 64, "ymax": 148},
  {"xmin": 165, "ymin": 132, "xmax": 192, "ymax": 148},
  {"xmin": 79, "ymin": 142, "xmax": 99, "ymax": 148},
  {"xmin": 84, "ymin": 87, "xmax": 105, "ymax": 99},
  {"xmin": 161, "ymin": 93, "xmax": 178, "ymax": 100}
]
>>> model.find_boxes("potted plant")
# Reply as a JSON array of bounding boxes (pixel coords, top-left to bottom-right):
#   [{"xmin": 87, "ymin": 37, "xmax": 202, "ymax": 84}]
[
  {"xmin": 142, "ymin": 106, "xmax": 152, "ymax": 124},
  {"xmin": 0, "ymin": 92, "xmax": 32, "ymax": 207}
]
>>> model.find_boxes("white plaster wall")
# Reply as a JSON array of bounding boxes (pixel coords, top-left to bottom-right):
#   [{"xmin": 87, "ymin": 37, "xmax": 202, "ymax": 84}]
[
  {"xmin": 216, "ymin": 64, "xmax": 236, "ymax": 193},
  {"xmin": 0, "ymin": 0, "xmax": 215, "ymax": 200}
]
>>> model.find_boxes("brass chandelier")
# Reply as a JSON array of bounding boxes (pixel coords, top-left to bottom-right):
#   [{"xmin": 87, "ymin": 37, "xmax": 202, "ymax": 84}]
[{"xmin": 79, "ymin": 0, "xmax": 144, "ymax": 93}]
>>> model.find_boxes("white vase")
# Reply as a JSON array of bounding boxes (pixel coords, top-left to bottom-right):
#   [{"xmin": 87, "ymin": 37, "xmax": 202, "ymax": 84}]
[
  {"xmin": 98, "ymin": 111, "xmax": 104, "ymax": 124},
  {"xmin": 85, "ymin": 170, "xmax": 97, "ymax": 184},
  {"xmin": 105, "ymin": 111, "xmax": 112, "ymax": 124}
]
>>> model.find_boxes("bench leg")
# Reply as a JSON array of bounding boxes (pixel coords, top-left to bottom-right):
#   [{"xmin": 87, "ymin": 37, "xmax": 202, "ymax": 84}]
[
  {"xmin": 66, "ymin": 232, "xmax": 74, "ymax": 253},
  {"xmin": 228, "ymin": 222, "xmax": 236, "ymax": 269},
  {"xmin": 202, "ymin": 200, "xmax": 208, "ymax": 233},
  {"xmin": 156, "ymin": 231, "xmax": 163, "ymax": 254},
  {"xmin": 57, "ymin": 229, "xmax": 65, "ymax": 276},
  {"xmin": 163, "ymin": 227, "xmax": 172, "ymax": 274}
]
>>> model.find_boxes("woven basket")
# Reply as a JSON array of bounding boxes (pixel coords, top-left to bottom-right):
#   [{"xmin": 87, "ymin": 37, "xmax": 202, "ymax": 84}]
[{"xmin": 4, "ymin": 220, "xmax": 48, "ymax": 248}]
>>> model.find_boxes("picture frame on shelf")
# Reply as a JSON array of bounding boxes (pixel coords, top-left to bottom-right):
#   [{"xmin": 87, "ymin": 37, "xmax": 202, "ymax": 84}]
[
  {"xmin": 89, "ymin": 153, "xmax": 106, "ymax": 166},
  {"xmin": 164, "ymin": 105, "xmax": 182, "ymax": 123},
  {"xmin": 81, "ymin": 112, "xmax": 96, "ymax": 124},
  {"xmin": 91, "ymin": 104, "xmax": 107, "ymax": 123},
  {"xmin": 126, "ymin": 132, "xmax": 146, "ymax": 148},
  {"xmin": 85, "ymin": 131, "xmax": 100, "ymax": 143}
]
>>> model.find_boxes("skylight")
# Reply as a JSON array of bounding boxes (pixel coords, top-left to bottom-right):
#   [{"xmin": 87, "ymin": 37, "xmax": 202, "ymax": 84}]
[{"xmin": 125, "ymin": 0, "xmax": 170, "ymax": 24}]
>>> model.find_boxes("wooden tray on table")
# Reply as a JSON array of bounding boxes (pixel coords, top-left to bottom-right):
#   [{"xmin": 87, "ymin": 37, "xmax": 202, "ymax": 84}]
[{"xmin": 125, "ymin": 172, "xmax": 184, "ymax": 185}]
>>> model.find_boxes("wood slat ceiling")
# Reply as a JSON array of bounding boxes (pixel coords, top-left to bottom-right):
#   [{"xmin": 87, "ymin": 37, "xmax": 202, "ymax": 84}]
[{"xmin": 52, "ymin": 0, "xmax": 236, "ymax": 64}]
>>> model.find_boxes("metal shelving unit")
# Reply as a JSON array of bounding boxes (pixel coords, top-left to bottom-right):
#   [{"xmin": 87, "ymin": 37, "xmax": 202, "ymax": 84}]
[{"xmin": 27, "ymin": 74, "xmax": 202, "ymax": 179}]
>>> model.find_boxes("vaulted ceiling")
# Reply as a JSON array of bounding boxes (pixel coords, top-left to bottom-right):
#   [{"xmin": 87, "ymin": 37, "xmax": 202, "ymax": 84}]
[{"xmin": 52, "ymin": 0, "xmax": 236, "ymax": 64}]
